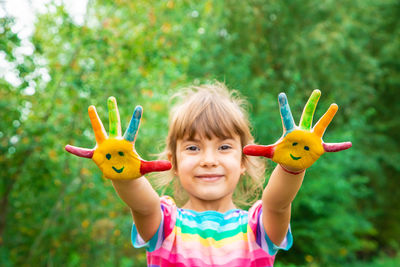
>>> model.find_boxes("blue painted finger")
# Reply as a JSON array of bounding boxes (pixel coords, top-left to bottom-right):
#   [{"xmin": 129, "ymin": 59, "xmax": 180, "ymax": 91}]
[
  {"xmin": 278, "ymin": 93, "xmax": 295, "ymax": 134},
  {"xmin": 124, "ymin": 105, "xmax": 143, "ymax": 142}
]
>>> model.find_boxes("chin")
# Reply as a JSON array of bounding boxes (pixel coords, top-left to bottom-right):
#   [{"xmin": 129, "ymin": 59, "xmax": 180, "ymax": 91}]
[{"xmin": 194, "ymin": 189, "xmax": 227, "ymax": 202}]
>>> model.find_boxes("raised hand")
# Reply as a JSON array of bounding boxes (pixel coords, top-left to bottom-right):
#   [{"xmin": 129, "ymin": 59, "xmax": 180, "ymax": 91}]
[
  {"xmin": 243, "ymin": 90, "xmax": 352, "ymax": 171},
  {"xmin": 65, "ymin": 97, "xmax": 171, "ymax": 180}
]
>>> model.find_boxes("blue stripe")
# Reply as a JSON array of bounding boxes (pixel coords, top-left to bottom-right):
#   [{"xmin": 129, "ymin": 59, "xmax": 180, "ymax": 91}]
[
  {"xmin": 124, "ymin": 106, "xmax": 142, "ymax": 142},
  {"xmin": 278, "ymin": 93, "xmax": 295, "ymax": 134},
  {"xmin": 178, "ymin": 218, "xmax": 247, "ymax": 232},
  {"xmin": 177, "ymin": 208, "xmax": 247, "ymax": 226}
]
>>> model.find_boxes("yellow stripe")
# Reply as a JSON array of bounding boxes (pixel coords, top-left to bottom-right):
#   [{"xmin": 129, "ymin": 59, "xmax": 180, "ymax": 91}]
[{"xmin": 175, "ymin": 226, "xmax": 249, "ymax": 248}]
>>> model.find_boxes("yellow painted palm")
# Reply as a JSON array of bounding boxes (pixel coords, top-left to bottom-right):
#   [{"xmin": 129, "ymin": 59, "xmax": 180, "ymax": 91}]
[
  {"xmin": 65, "ymin": 97, "xmax": 171, "ymax": 180},
  {"xmin": 244, "ymin": 90, "xmax": 352, "ymax": 171}
]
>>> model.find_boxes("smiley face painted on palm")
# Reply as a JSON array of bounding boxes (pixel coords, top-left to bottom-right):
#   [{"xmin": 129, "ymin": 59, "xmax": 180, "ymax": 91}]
[
  {"xmin": 92, "ymin": 139, "xmax": 142, "ymax": 180},
  {"xmin": 243, "ymin": 90, "xmax": 352, "ymax": 171},
  {"xmin": 65, "ymin": 96, "xmax": 172, "ymax": 180},
  {"xmin": 273, "ymin": 130, "xmax": 324, "ymax": 170}
]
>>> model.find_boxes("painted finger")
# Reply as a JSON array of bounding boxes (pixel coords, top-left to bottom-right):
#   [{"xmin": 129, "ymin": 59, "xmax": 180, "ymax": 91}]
[
  {"xmin": 124, "ymin": 105, "xmax": 143, "ymax": 143},
  {"xmin": 65, "ymin": 145, "xmax": 94, "ymax": 158},
  {"xmin": 323, "ymin": 142, "xmax": 352, "ymax": 152},
  {"xmin": 140, "ymin": 160, "xmax": 172, "ymax": 175},
  {"xmin": 108, "ymin": 96, "xmax": 122, "ymax": 138},
  {"xmin": 88, "ymin": 105, "xmax": 107, "ymax": 144},
  {"xmin": 313, "ymin": 104, "xmax": 338, "ymax": 137},
  {"xmin": 243, "ymin": 144, "xmax": 275, "ymax": 158},
  {"xmin": 299, "ymin": 89, "xmax": 321, "ymax": 130},
  {"xmin": 278, "ymin": 93, "xmax": 296, "ymax": 134}
]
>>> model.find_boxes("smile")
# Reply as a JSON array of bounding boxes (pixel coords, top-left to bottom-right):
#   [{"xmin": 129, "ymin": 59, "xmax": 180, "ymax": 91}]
[
  {"xmin": 195, "ymin": 174, "xmax": 224, "ymax": 181},
  {"xmin": 112, "ymin": 166, "xmax": 124, "ymax": 173},
  {"xmin": 290, "ymin": 154, "xmax": 302, "ymax": 160}
]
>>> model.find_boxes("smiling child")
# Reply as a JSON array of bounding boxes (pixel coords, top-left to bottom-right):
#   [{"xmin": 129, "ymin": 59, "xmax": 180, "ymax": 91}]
[{"xmin": 66, "ymin": 82, "xmax": 351, "ymax": 266}]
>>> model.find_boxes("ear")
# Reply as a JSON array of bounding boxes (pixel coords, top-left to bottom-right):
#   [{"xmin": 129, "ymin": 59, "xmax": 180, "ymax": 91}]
[
  {"xmin": 240, "ymin": 158, "xmax": 247, "ymax": 176},
  {"xmin": 240, "ymin": 165, "xmax": 246, "ymax": 176},
  {"xmin": 167, "ymin": 152, "xmax": 172, "ymax": 162},
  {"xmin": 167, "ymin": 152, "xmax": 177, "ymax": 173}
]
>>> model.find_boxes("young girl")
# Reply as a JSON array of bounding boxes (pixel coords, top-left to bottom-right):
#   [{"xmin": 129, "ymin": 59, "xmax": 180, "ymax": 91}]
[{"xmin": 65, "ymin": 82, "xmax": 351, "ymax": 266}]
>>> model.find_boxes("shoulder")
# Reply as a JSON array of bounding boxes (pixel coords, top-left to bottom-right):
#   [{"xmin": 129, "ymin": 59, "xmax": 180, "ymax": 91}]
[
  {"xmin": 160, "ymin": 195, "xmax": 176, "ymax": 207},
  {"xmin": 160, "ymin": 195, "xmax": 177, "ymax": 219},
  {"xmin": 247, "ymin": 200, "xmax": 263, "ymax": 232}
]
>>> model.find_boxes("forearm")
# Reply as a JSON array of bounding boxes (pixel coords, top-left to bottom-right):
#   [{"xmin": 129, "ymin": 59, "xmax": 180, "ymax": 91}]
[
  {"xmin": 262, "ymin": 164, "xmax": 305, "ymax": 244},
  {"xmin": 263, "ymin": 165, "xmax": 305, "ymax": 212},
  {"xmin": 111, "ymin": 176, "xmax": 160, "ymax": 215},
  {"xmin": 112, "ymin": 176, "xmax": 161, "ymax": 241}
]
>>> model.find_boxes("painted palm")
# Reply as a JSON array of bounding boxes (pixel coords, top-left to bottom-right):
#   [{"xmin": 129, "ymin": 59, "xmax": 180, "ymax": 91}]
[
  {"xmin": 65, "ymin": 97, "xmax": 171, "ymax": 180},
  {"xmin": 243, "ymin": 90, "xmax": 352, "ymax": 170}
]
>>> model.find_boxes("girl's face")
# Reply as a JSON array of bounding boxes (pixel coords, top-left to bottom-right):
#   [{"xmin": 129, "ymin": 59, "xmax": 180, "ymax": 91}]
[{"xmin": 175, "ymin": 134, "xmax": 246, "ymax": 209}]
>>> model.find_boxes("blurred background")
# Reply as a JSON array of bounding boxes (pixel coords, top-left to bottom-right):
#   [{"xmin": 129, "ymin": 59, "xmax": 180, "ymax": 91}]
[{"xmin": 1, "ymin": 0, "xmax": 399, "ymax": 266}]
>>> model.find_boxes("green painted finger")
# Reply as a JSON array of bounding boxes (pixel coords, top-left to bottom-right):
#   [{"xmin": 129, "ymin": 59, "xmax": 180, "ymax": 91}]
[
  {"xmin": 107, "ymin": 96, "xmax": 121, "ymax": 138},
  {"xmin": 299, "ymin": 89, "xmax": 321, "ymax": 130}
]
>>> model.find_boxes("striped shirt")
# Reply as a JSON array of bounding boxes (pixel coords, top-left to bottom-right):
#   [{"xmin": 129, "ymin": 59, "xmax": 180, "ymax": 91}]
[{"xmin": 132, "ymin": 196, "xmax": 292, "ymax": 267}]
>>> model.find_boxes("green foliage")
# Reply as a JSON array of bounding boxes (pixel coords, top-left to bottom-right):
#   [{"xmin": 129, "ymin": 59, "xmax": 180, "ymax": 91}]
[{"xmin": 1, "ymin": 0, "xmax": 399, "ymax": 266}]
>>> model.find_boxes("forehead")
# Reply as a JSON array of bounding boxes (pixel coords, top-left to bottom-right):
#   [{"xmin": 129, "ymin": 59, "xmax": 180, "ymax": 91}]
[{"xmin": 181, "ymin": 133, "xmax": 241, "ymax": 143}]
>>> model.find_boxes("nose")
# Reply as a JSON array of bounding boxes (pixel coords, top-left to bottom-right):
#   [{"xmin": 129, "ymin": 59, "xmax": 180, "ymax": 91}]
[{"xmin": 200, "ymin": 148, "xmax": 218, "ymax": 167}]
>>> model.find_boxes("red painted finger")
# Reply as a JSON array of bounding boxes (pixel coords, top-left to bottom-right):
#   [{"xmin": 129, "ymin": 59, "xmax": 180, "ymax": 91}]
[
  {"xmin": 243, "ymin": 144, "xmax": 275, "ymax": 158},
  {"xmin": 140, "ymin": 160, "xmax": 172, "ymax": 175}
]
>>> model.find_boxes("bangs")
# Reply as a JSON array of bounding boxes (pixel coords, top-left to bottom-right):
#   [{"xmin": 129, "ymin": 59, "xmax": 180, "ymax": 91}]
[{"xmin": 172, "ymin": 94, "xmax": 246, "ymax": 142}]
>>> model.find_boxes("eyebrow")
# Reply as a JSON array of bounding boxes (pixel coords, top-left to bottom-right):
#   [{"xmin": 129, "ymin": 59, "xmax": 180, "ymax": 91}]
[
  {"xmin": 182, "ymin": 137, "xmax": 236, "ymax": 143},
  {"xmin": 182, "ymin": 137, "xmax": 201, "ymax": 143}
]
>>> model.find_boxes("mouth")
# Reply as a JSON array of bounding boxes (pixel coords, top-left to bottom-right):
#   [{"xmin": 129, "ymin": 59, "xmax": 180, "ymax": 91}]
[
  {"xmin": 290, "ymin": 154, "xmax": 302, "ymax": 160},
  {"xmin": 195, "ymin": 174, "xmax": 224, "ymax": 182},
  {"xmin": 112, "ymin": 166, "xmax": 125, "ymax": 173}
]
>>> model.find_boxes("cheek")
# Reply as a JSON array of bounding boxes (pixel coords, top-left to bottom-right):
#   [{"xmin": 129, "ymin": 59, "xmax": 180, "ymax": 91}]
[
  {"xmin": 175, "ymin": 155, "xmax": 196, "ymax": 176},
  {"xmin": 223, "ymin": 153, "xmax": 244, "ymax": 174}
]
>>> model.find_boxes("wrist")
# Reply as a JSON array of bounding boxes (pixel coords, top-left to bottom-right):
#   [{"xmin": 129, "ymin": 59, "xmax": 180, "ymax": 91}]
[{"xmin": 279, "ymin": 164, "xmax": 305, "ymax": 175}]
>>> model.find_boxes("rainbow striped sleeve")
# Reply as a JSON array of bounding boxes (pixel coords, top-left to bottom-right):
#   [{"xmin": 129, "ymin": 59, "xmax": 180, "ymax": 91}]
[
  {"xmin": 248, "ymin": 200, "xmax": 293, "ymax": 255},
  {"xmin": 131, "ymin": 196, "xmax": 176, "ymax": 252},
  {"xmin": 131, "ymin": 196, "xmax": 292, "ymax": 266}
]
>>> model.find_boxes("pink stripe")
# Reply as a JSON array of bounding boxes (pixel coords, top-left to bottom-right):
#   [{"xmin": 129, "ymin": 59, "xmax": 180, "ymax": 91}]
[
  {"xmin": 160, "ymin": 197, "xmax": 176, "ymax": 238},
  {"xmin": 148, "ymin": 250, "xmax": 274, "ymax": 267},
  {"xmin": 160, "ymin": 231, "xmax": 258, "ymax": 256},
  {"xmin": 248, "ymin": 200, "xmax": 262, "ymax": 234},
  {"xmin": 149, "ymin": 246, "xmax": 273, "ymax": 266}
]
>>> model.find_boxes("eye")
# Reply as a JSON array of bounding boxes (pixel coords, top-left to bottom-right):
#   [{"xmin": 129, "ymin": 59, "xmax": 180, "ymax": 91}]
[
  {"xmin": 219, "ymin": 145, "xmax": 232, "ymax": 150},
  {"xmin": 186, "ymin": 145, "xmax": 199, "ymax": 151},
  {"xmin": 292, "ymin": 142, "xmax": 298, "ymax": 146},
  {"xmin": 106, "ymin": 153, "xmax": 111, "ymax": 160},
  {"xmin": 118, "ymin": 151, "xmax": 124, "ymax": 156},
  {"xmin": 304, "ymin": 146, "xmax": 310, "ymax": 151}
]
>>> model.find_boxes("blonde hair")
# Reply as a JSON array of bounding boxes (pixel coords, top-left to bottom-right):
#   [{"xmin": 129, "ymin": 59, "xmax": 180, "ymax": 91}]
[{"xmin": 153, "ymin": 82, "xmax": 266, "ymax": 208}]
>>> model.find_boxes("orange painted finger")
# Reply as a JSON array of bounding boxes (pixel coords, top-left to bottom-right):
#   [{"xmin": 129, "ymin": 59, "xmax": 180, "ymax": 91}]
[
  {"xmin": 313, "ymin": 104, "xmax": 338, "ymax": 137},
  {"xmin": 88, "ymin": 105, "xmax": 107, "ymax": 144}
]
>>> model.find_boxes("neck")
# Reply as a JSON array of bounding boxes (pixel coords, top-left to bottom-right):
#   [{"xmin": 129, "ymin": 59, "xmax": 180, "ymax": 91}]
[{"xmin": 182, "ymin": 196, "xmax": 237, "ymax": 213}]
